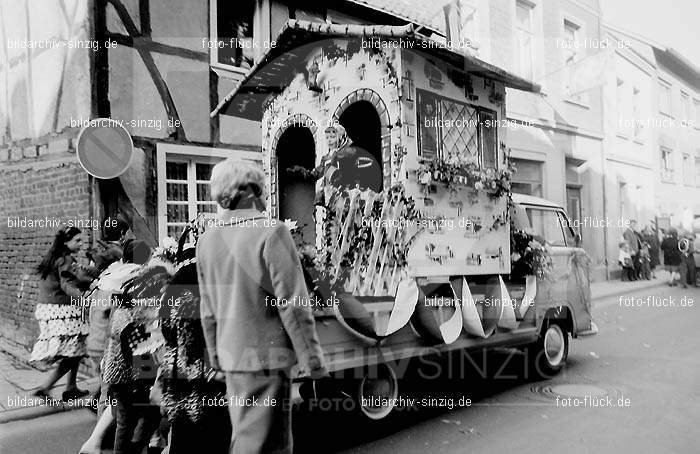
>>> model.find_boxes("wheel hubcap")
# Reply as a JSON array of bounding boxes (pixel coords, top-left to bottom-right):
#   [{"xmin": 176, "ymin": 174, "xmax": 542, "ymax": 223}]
[
  {"xmin": 358, "ymin": 364, "xmax": 398, "ymax": 420},
  {"xmin": 543, "ymin": 324, "xmax": 565, "ymax": 366}
]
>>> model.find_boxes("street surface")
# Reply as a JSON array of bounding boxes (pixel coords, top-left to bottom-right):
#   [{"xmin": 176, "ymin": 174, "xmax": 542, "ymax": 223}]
[{"xmin": 1, "ymin": 285, "xmax": 698, "ymax": 454}]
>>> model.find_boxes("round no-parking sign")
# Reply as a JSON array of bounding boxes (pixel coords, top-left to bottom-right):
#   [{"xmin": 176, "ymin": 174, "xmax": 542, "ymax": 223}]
[{"xmin": 76, "ymin": 118, "xmax": 133, "ymax": 179}]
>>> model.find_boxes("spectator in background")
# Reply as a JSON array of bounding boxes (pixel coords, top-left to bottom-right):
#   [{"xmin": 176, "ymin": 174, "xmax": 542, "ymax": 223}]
[
  {"xmin": 30, "ymin": 227, "xmax": 93, "ymax": 402},
  {"xmin": 618, "ymin": 241, "xmax": 635, "ymax": 281},
  {"xmin": 623, "ymin": 220, "xmax": 643, "ymax": 279},
  {"xmin": 678, "ymin": 233, "xmax": 696, "ymax": 288},
  {"xmin": 88, "ymin": 218, "xmax": 134, "ymax": 272},
  {"xmin": 197, "ymin": 159, "xmax": 328, "ymax": 453},
  {"xmin": 660, "ymin": 228, "xmax": 682, "ymax": 286},
  {"xmin": 639, "ymin": 242, "xmax": 652, "ymax": 280},
  {"xmin": 641, "ymin": 225, "xmax": 660, "ymax": 279}
]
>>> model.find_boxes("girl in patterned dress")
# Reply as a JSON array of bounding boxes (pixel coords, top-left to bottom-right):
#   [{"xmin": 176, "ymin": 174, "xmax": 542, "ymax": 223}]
[{"xmin": 30, "ymin": 227, "xmax": 96, "ymax": 402}]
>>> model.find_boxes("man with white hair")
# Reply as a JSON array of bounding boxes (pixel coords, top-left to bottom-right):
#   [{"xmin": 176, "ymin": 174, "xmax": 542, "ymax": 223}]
[{"xmin": 195, "ymin": 158, "xmax": 327, "ymax": 453}]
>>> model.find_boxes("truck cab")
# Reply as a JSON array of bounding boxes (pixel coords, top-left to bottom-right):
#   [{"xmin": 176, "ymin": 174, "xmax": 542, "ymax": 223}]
[{"xmin": 511, "ymin": 192, "xmax": 597, "ymax": 343}]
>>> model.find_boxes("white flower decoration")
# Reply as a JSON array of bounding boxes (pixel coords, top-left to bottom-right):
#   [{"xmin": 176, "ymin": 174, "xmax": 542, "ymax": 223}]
[
  {"xmin": 160, "ymin": 236, "xmax": 178, "ymax": 250},
  {"xmin": 283, "ymin": 219, "xmax": 298, "ymax": 231}
]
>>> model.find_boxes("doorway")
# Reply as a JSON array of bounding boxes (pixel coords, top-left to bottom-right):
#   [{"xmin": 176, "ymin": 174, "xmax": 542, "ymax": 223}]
[
  {"xmin": 338, "ymin": 100, "xmax": 383, "ymax": 191},
  {"xmin": 276, "ymin": 126, "xmax": 316, "ymax": 246}
]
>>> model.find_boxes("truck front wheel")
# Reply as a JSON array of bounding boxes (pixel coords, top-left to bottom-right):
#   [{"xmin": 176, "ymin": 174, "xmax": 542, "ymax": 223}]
[
  {"xmin": 527, "ymin": 321, "xmax": 569, "ymax": 379},
  {"xmin": 357, "ymin": 363, "xmax": 399, "ymax": 420}
]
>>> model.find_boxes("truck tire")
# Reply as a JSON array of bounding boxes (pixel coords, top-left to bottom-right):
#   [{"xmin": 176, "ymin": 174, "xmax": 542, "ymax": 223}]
[
  {"xmin": 356, "ymin": 363, "xmax": 399, "ymax": 420},
  {"xmin": 527, "ymin": 321, "xmax": 569, "ymax": 379}
]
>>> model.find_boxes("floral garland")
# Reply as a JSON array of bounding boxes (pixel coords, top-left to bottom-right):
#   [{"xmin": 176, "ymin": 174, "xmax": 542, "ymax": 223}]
[
  {"xmin": 417, "ymin": 157, "xmax": 513, "ymax": 200},
  {"xmin": 152, "ymin": 236, "xmax": 179, "ymax": 265},
  {"xmin": 510, "ymin": 229, "xmax": 554, "ymax": 281},
  {"xmin": 314, "ymin": 184, "xmax": 422, "ymax": 294}
]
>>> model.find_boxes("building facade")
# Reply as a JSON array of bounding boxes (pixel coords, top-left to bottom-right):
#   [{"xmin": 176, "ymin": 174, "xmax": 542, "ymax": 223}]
[
  {"xmin": 471, "ymin": 0, "xmax": 609, "ymax": 281},
  {"xmin": 649, "ymin": 46, "xmax": 700, "ymax": 232},
  {"xmin": 601, "ymin": 23, "xmax": 700, "ymax": 275}
]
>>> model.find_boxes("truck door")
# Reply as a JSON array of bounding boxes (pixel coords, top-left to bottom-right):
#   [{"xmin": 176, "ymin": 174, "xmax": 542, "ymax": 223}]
[{"xmin": 525, "ymin": 206, "xmax": 592, "ymax": 334}]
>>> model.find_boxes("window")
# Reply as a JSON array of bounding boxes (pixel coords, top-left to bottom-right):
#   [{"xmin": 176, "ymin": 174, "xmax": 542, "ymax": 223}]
[
  {"xmin": 658, "ymin": 81, "xmax": 672, "ymax": 115},
  {"xmin": 558, "ymin": 211, "xmax": 576, "ymax": 246},
  {"xmin": 615, "ymin": 79, "xmax": 634, "ymax": 135},
  {"xmin": 511, "ymin": 204, "xmax": 531, "ymax": 231},
  {"xmin": 681, "ymin": 92, "xmax": 691, "ymax": 121},
  {"xmin": 416, "ymin": 89, "xmax": 497, "ymax": 168},
  {"xmin": 682, "ymin": 153, "xmax": 692, "ymax": 185},
  {"xmin": 632, "ymin": 87, "xmax": 642, "ymax": 138},
  {"xmin": 511, "ymin": 158, "xmax": 543, "ymax": 197},
  {"xmin": 566, "ymin": 186, "xmax": 582, "ymax": 233},
  {"xmin": 563, "ymin": 20, "xmax": 586, "ymax": 103},
  {"xmin": 618, "ymin": 181, "xmax": 628, "ymax": 220},
  {"xmin": 515, "ymin": 1, "xmax": 535, "ymax": 80},
  {"xmin": 616, "ymin": 78, "xmax": 627, "ymax": 133},
  {"xmin": 479, "ymin": 109, "xmax": 497, "ymax": 169},
  {"xmin": 163, "ymin": 158, "xmax": 220, "ymax": 239},
  {"xmin": 211, "ymin": 0, "xmax": 254, "ymax": 70},
  {"xmin": 526, "ymin": 208, "xmax": 566, "ymax": 246},
  {"xmin": 660, "ymin": 146, "xmax": 673, "ymax": 181}
]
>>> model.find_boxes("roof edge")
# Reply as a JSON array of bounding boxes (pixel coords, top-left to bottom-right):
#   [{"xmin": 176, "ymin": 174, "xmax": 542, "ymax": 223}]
[
  {"xmin": 211, "ymin": 19, "xmax": 540, "ymax": 118},
  {"xmin": 343, "ymin": 0, "xmax": 444, "ymax": 35}
]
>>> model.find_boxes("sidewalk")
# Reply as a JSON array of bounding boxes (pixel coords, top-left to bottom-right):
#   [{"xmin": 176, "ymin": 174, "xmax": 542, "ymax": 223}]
[
  {"xmin": 590, "ymin": 270, "xmax": 667, "ymax": 301},
  {"xmin": 0, "ymin": 350, "xmax": 98, "ymax": 424},
  {"xmin": 0, "ymin": 274, "xmax": 667, "ymax": 424}
]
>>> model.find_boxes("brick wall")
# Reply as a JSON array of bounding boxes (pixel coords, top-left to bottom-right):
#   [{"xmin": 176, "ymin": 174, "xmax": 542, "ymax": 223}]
[{"xmin": 0, "ymin": 148, "xmax": 93, "ymax": 360}]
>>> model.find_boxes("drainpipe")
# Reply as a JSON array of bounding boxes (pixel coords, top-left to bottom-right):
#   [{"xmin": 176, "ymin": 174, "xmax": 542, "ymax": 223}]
[{"xmin": 601, "ymin": 138, "xmax": 610, "ymax": 281}]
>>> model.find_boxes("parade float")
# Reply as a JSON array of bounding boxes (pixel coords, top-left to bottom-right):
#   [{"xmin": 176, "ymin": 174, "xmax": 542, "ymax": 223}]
[{"xmin": 212, "ymin": 20, "xmax": 595, "ymax": 420}]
